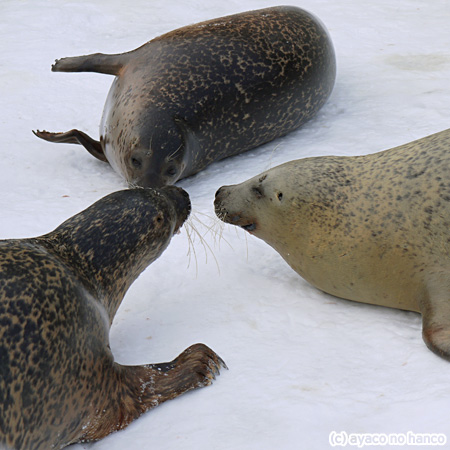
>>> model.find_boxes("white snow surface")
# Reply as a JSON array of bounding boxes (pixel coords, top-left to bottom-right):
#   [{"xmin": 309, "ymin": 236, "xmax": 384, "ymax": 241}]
[{"xmin": 1, "ymin": 1, "xmax": 450, "ymax": 449}]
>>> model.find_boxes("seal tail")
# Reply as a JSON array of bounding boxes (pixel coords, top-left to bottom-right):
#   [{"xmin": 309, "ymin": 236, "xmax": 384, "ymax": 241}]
[
  {"xmin": 51, "ymin": 52, "xmax": 130, "ymax": 76},
  {"xmin": 33, "ymin": 129, "xmax": 107, "ymax": 163}
]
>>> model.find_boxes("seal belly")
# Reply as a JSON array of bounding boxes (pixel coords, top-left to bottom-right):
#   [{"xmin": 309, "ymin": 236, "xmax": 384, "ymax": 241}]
[{"xmin": 100, "ymin": 76, "xmax": 123, "ymax": 177}]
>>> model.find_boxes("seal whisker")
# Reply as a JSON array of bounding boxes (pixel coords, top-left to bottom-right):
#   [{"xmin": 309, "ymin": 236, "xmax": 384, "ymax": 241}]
[
  {"xmin": 142, "ymin": 133, "xmax": 154, "ymax": 158},
  {"xmin": 166, "ymin": 143, "xmax": 183, "ymax": 162},
  {"xmin": 127, "ymin": 181, "xmax": 145, "ymax": 189},
  {"xmin": 190, "ymin": 212, "xmax": 223, "ymax": 241},
  {"xmin": 264, "ymin": 143, "xmax": 281, "ymax": 172},
  {"xmin": 191, "ymin": 210, "xmax": 234, "ymax": 250},
  {"xmin": 184, "ymin": 222, "xmax": 199, "ymax": 276},
  {"xmin": 185, "ymin": 214, "xmax": 221, "ymax": 275}
]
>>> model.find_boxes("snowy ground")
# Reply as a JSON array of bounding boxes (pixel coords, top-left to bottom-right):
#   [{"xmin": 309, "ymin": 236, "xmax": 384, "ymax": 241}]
[{"xmin": 1, "ymin": 1, "xmax": 450, "ymax": 449}]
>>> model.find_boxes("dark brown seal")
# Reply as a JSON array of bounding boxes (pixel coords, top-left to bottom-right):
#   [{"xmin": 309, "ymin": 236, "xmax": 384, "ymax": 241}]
[
  {"xmin": 34, "ymin": 6, "xmax": 336, "ymax": 187},
  {"xmin": 0, "ymin": 187, "xmax": 225, "ymax": 450},
  {"xmin": 214, "ymin": 128, "xmax": 450, "ymax": 361}
]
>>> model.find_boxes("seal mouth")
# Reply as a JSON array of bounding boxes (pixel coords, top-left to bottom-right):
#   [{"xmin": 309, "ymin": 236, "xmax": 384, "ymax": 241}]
[
  {"xmin": 220, "ymin": 212, "xmax": 257, "ymax": 234},
  {"xmin": 241, "ymin": 223, "xmax": 256, "ymax": 232}
]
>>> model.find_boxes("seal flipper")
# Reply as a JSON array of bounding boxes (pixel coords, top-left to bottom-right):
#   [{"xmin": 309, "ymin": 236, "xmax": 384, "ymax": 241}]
[
  {"xmin": 52, "ymin": 52, "xmax": 129, "ymax": 76},
  {"xmin": 33, "ymin": 129, "xmax": 108, "ymax": 163},
  {"xmin": 421, "ymin": 282, "xmax": 450, "ymax": 361},
  {"xmin": 81, "ymin": 343, "xmax": 226, "ymax": 442}
]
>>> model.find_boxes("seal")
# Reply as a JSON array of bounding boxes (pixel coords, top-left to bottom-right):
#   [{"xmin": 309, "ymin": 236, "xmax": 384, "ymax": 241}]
[
  {"xmin": 214, "ymin": 128, "xmax": 450, "ymax": 361},
  {"xmin": 0, "ymin": 187, "xmax": 225, "ymax": 450},
  {"xmin": 34, "ymin": 6, "xmax": 336, "ymax": 187}
]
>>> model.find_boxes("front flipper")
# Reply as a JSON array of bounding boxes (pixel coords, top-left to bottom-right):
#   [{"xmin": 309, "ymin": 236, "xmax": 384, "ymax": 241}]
[
  {"xmin": 81, "ymin": 343, "xmax": 227, "ymax": 442},
  {"xmin": 33, "ymin": 129, "xmax": 107, "ymax": 163}
]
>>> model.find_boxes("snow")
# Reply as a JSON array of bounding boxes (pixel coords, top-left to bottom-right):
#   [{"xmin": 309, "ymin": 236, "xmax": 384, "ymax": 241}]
[{"xmin": 1, "ymin": 1, "xmax": 450, "ymax": 449}]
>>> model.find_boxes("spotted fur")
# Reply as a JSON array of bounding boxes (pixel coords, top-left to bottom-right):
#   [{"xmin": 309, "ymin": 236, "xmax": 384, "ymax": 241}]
[
  {"xmin": 215, "ymin": 128, "xmax": 450, "ymax": 361},
  {"xmin": 0, "ymin": 187, "xmax": 225, "ymax": 450},
  {"xmin": 34, "ymin": 6, "xmax": 336, "ymax": 187}
]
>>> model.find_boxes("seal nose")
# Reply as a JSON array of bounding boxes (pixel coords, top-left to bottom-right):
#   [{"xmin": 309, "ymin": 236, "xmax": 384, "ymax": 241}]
[
  {"xmin": 214, "ymin": 186, "xmax": 232, "ymax": 222},
  {"xmin": 135, "ymin": 175, "xmax": 165, "ymax": 189},
  {"xmin": 214, "ymin": 186, "xmax": 230, "ymax": 198},
  {"xmin": 160, "ymin": 185, "xmax": 191, "ymax": 229},
  {"xmin": 214, "ymin": 186, "xmax": 230, "ymax": 207}
]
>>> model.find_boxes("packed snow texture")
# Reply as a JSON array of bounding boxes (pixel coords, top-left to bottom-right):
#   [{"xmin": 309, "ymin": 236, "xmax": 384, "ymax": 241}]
[{"xmin": 1, "ymin": 1, "xmax": 450, "ymax": 449}]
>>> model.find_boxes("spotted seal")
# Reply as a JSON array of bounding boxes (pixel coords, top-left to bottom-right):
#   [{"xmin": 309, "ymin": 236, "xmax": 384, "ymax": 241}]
[
  {"xmin": 214, "ymin": 128, "xmax": 450, "ymax": 361},
  {"xmin": 34, "ymin": 6, "xmax": 336, "ymax": 187},
  {"xmin": 0, "ymin": 187, "xmax": 225, "ymax": 450}
]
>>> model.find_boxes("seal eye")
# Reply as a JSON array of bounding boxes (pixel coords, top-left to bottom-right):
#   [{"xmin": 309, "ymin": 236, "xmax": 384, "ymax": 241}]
[
  {"xmin": 166, "ymin": 166, "xmax": 177, "ymax": 177},
  {"xmin": 131, "ymin": 157, "xmax": 142, "ymax": 168},
  {"xmin": 277, "ymin": 192, "xmax": 283, "ymax": 201}
]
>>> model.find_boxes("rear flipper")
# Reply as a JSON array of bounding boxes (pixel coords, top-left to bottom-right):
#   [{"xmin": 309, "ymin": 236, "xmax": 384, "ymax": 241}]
[
  {"xmin": 81, "ymin": 343, "xmax": 227, "ymax": 442},
  {"xmin": 421, "ymin": 282, "xmax": 450, "ymax": 361},
  {"xmin": 51, "ymin": 52, "xmax": 129, "ymax": 75},
  {"xmin": 423, "ymin": 319, "xmax": 450, "ymax": 361},
  {"xmin": 33, "ymin": 129, "xmax": 107, "ymax": 163}
]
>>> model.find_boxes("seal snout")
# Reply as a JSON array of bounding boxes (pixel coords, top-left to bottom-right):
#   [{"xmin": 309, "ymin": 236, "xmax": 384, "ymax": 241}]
[
  {"xmin": 214, "ymin": 185, "xmax": 257, "ymax": 233},
  {"xmin": 160, "ymin": 185, "xmax": 191, "ymax": 231},
  {"xmin": 214, "ymin": 185, "xmax": 231, "ymax": 222}
]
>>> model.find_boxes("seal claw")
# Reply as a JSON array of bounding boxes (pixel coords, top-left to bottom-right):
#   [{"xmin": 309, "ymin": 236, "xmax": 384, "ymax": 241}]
[{"xmin": 170, "ymin": 343, "xmax": 227, "ymax": 389}]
